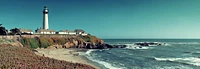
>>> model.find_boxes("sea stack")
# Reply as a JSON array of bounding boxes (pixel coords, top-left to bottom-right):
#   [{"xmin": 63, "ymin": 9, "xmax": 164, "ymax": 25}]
[{"xmin": 43, "ymin": 6, "xmax": 49, "ymax": 30}]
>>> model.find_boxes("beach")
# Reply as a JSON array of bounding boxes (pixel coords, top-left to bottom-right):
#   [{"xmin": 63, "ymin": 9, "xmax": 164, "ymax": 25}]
[{"xmin": 34, "ymin": 48, "xmax": 100, "ymax": 69}]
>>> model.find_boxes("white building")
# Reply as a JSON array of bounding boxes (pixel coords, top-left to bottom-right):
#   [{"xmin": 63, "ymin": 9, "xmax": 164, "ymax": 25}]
[
  {"xmin": 74, "ymin": 29, "xmax": 87, "ymax": 35},
  {"xmin": 35, "ymin": 28, "xmax": 56, "ymax": 34},
  {"xmin": 57, "ymin": 30, "xmax": 76, "ymax": 35},
  {"xmin": 81, "ymin": 33, "xmax": 88, "ymax": 36},
  {"xmin": 19, "ymin": 28, "xmax": 33, "ymax": 34}
]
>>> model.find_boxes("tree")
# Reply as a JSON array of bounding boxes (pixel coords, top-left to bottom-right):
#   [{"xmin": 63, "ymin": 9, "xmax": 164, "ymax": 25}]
[
  {"xmin": 10, "ymin": 28, "xmax": 20, "ymax": 35},
  {"xmin": 0, "ymin": 24, "xmax": 8, "ymax": 35}
]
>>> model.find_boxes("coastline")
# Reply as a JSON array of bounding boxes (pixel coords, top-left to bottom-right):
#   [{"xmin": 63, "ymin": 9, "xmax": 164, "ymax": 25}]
[{"xmin": 34, "ymin": 48, "xmax": 101, "ymax": 69}]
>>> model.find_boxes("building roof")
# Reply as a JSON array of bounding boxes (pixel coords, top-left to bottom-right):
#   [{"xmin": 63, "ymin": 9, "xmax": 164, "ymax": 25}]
[
  {"xmin": 74, "ymin": 29, "xmax": 85, "ymax": 32},
  {"xmin": 59, "ymin": 30, "xmax": 76, "ymax": 33},
  {"xmin": 36, "ymin": 29, "xmax": 56, "ymax": 32},
  {"xmin": 19, "ymin": 28, "xmax": 33, "ymax": 32}
]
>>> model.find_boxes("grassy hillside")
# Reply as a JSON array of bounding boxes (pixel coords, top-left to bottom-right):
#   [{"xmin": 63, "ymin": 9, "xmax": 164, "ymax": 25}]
[
  {"xmin": 0, "ymin": 45, "xmax": 95, "ymax": 69},
  {"xmin": 20, "ymin": 35, "xmax": 103, "ymax": 49}
]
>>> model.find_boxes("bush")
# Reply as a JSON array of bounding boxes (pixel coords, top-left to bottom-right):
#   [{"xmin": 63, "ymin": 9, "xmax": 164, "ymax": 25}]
[
  {"xmin": 80, "ymin": 35, "xmax": 91, "ymax": 42},
  {"xmin": 20, "ymin": 38, "xmax": 39, "ymax": 49},
  {"xmin": 29, "ymin": 38, "xmax": 39, "ymax": 49},
  {"xmin": 38, "ymin": 37, "xmax": 51, "ymax": 48},
  {"xmin": 60, "ymin": 38, "xmax": 66, "ymax": 45}
]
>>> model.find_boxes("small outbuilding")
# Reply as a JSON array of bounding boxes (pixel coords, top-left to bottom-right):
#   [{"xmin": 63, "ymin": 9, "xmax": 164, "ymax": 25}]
[
  {"xmin": 57, "ymin": 30, "xmax": 76, "ymax": 35},
  {"xmin": 19, "ymin": 28, "xmax": 33, "ymax": 34},
  {"xmin": 74, "ymin": 29, "xmax": 87, "ymax": 35}
]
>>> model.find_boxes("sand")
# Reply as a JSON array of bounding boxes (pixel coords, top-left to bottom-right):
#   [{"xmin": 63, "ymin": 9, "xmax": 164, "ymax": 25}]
[{"xmin": 34, "ymin": 48, "xmax": 100, "ymax": 69}]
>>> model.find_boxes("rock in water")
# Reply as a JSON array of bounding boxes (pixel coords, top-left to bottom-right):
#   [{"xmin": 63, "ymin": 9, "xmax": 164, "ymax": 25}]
[{"xmin": 135, "ymin": 42, "xmax": 166, "ymax": 46}]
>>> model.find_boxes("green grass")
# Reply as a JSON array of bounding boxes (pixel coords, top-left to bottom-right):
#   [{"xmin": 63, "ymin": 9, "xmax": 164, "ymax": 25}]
[
  {"xmin": 19, "ymin": 35, "xmax": 102, "ymax": 49},
  {"xmin": 20, "ymin": 38, "xmax": 39, "ymax": 49}
]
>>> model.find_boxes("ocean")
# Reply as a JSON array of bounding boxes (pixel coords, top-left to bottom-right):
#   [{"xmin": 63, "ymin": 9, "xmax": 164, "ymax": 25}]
[{"xmin": 81, "ymin": 39, "xmax": 200, "ymax": 69}]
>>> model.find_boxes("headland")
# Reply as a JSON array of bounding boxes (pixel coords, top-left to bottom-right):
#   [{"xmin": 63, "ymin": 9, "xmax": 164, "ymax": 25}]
[{"xmin": 0, "ymin": 34, "xmax": 127, "ymax": 69}]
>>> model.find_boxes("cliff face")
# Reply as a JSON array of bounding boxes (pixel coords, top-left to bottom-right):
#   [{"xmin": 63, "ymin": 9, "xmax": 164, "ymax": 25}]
[{"xmin": 19, "ymin": 35, "xmax": 104, "ymax": 49}]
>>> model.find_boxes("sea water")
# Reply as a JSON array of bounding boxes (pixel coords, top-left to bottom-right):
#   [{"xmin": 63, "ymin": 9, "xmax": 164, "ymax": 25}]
[{"xmin": 82, "ymin": 39, "xmax": 200, "ymax": 69}]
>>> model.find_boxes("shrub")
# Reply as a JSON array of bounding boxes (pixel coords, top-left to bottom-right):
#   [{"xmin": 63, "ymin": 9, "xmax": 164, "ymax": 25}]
[
  {"xmin": 38, "ymin": 37, "xmax": 51, "ymax": 48},
  {"xmin": 20, "ymin": 38, "xmax": 39, "ymax": 49},
  {"xmin": 20, "ymin": 38, "xmax": 36, "ymax": 49},
  {"xmin": 60, "ymin": 38, "xmax": 66, "ymax": 45},
  {"xmin": 29, "ymin": 38, "xmax": 39, "ymax": 49},
  {"xmin": 47, "ymin": 38, "xmax": 54, "ymax": 45},
  {"xmin": 80, "ymin": 35, "xmax": 91, "ymax": 42}
]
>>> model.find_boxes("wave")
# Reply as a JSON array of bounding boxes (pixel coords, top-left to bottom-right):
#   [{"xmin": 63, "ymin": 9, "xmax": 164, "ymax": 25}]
[
  {"xmin": 124, "ymin": 44, "xmax": 152, "ymax": 49},
  {"xmin": 143, "ymin": 65, "xmax": 193, "ymax": 69},
  {"xmin": 83, "ymin": 49, "xmax": 125, "ymax": 69},
  {"xmin": 92, "ymin": 59, "xmax": 124, "ymax": 69},
  {"xmin": 154, "ymin": 57, "xmax": 200, "ymax": 66},
  {"xmin": 164, "ymin": 43, "xmax": 171, "ymax": 46},
  {"xmin": 126, "ymin": 46, "xmax": 151, "ymax": 50},
  {"xmin": 85, "ymin": 49, "xmax": 97, "ymax": 55},
  {"xmin": 169, "ymin": 42, "xmax": 200, "ymax": 45}
]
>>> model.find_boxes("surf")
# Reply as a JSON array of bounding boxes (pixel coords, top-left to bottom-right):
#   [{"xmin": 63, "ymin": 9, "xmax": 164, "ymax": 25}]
[
  {"xmin": 83, "ymin": 49, "xmax": 125, "ymax": 69},
  {"xmin": 154, "ymin": 57, "xmax": 200, "ymax": 66}
]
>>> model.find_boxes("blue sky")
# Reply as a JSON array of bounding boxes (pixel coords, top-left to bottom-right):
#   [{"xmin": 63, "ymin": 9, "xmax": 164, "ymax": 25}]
[{"xmin": 1, "ymin": 0, "xmax": 200, "ymax": 39}]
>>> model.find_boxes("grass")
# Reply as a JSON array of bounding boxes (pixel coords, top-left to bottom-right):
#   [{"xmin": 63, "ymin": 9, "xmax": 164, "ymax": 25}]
[{"xmin": 20, "ymin": 38, "xmax": 39, "ymax": 49}]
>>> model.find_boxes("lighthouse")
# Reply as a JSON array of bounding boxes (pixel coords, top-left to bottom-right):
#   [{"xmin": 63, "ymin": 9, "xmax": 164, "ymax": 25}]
[{"xmin": 43, "ymin": 6, "xmax": 49, "ymax": 30}]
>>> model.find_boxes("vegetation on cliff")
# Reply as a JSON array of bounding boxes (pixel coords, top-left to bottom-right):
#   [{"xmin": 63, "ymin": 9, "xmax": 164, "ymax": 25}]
[
  {"xmin": 0, "ymin": 38, "xmax": 23, "ymax": 47},
  {"xmin": 20, "ymin": 35, "xmax": 103, "ymax": 49},
  {"xmin": 80, "ymin": 35, "xmax": 103, "ymax": 44},
  {"xmin": 0, "ymin": 45, "xmax": 95, "ymax": 69}
]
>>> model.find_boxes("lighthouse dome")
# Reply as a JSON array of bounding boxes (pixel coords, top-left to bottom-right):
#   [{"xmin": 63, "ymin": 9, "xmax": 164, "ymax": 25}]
[{"xmin": 43, "ymin": 6, "xmax": 49, "ymax": 13}]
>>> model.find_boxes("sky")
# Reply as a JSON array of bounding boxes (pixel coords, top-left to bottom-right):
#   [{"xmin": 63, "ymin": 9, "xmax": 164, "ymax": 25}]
[{"xmin": 1, "ymin": 0, "xmax": 200, "ymax": 39}]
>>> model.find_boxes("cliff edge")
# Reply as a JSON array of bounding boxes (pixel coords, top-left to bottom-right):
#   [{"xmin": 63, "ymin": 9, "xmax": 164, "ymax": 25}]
[{"xmin": 19, "ymin": 35, "xmax": 105, "ymax": 49}]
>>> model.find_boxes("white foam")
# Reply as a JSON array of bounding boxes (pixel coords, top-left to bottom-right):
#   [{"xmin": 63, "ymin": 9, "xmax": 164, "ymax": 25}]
[
  {"xmin": 125, "ymin": 44, "xmax": 135, "ymax": 46},
  {"xmin": 93, "ymin": 59, "xmax": 123, "ymax": 69},
  {"xmin": 126, "ymin": 46, "xmax": 151, "ymax": 49},
  {"xmin": 144, "ymin": 65, "xmax": 193, "ymax": 69},
  {"xmin": 124, "ymin": 42, "xmax": 170, "ymax": 50},
  {"xmin": 170, "ymin": 42, "xmax": 200, "ymax": 45},
  {"xmin": 164, "ymin": 43, "xmax": 171, "ymax": 46},
  {"xmin": 155, "ymin": 57, "xmax": 200, "ymax": 66},
  {"xmin": 125, "ymin": 44, "xmax": 151, "ymax": 49},
  {"xmin": 84, "ymin": 50, "xmax": 125, "ymax": 69},
  {"xmin": 85, "ymin": 49, "xmax": 97, "ymax": 55}
]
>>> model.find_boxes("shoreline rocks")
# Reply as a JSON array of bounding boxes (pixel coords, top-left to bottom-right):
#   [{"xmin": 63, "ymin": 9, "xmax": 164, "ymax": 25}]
[
  {"xmin": 47, "ymin": 42, "xmax": 166, "ymax": 49},
  {"xmin": 47, "ymin": 42, "xmax": 128, "ymax": 49},
  {"xmin": 135, "ymin": 42, "xmax": 166, "ymax": 46}
]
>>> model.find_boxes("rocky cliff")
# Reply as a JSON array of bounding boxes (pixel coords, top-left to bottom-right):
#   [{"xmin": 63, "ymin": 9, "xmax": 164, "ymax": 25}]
[{"xmin": 19, "ymin": 35, "xmax": 105, "ymax": 49}]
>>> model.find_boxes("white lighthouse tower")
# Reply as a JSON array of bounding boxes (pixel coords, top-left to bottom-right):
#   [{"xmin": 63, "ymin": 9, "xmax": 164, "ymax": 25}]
[{"xmin": 43, "ymin": 6, "xmax": 49, "ymax": 30}]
